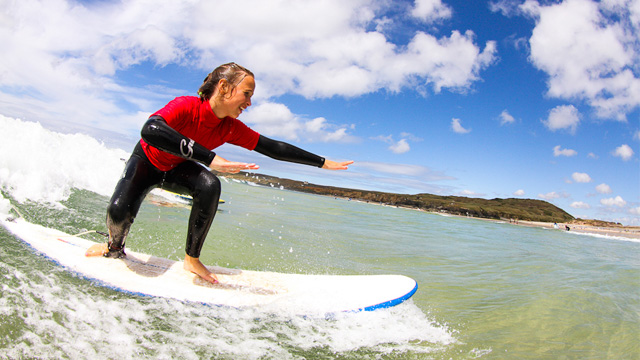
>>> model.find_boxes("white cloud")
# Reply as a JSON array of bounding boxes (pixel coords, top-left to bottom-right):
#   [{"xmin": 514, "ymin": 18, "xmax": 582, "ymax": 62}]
[
  {"xmin": 372, "ymin": 134, "xmax": 416, "ymax": 154},
  {"xmin": 601, "ymin": 195, "xmax": 627, "ymax": 207},
  {"xmin": 553, "ymin": 145, "xmax": 577, "ymax": 157},
  {"xmin": 499, "ymin": 109, "xmax": 515, "ymax": 125},
  {"xmin": 538, "ymin": 191, "xmax": 569, "ymax": 200},
  {"xmin": 571, "ymin": 201, "xmax": 591, "ymax": 209},
  {"xmin": 411, "ymin": 0, "xmax": 452, "ymax": 23},
  {"xmin": 389, "ymin": 139, "xmax": 411, "ymax": 154},
  {"xmin": 612, "ymin": 144, "xmax": 634, "ymax": 161},
  {"xmin": 0, "ymin": 0, "xmax": 497, "ymax": 136},
  {"xmin": 572, "ymin": 172, "xmax": 592, "ymax": 183},
  {"xmin": 523, "ymin": 0, "xmax": 640, "ymax": 120},
  {"xmin": 490, "ymin": 0, "xmax": 520, "ymax": 16},
  {"xmin": 242, "ymin": 102, "xmax": 356, "ymax": 143},
  {"xmin": 542, "ymin": 105, "xmax": 580, "ymax": 134},
  {"xmin": 630, "ymin": 207, "xmax": 640, "ymax": 216},
  {"xmin": 513, "ymin": 189, "xmax": 525, "ymax": 196},
  {"xmin": 458, "ymin": 189, "xmax": 485, "ymax": 197},
  {"xmin": 595, "ymin": 183, "xmax": 612, "ymax": 194},
  {"xmin": 451, "ymin": 118, "xmax": 471, "ymax": 134}
]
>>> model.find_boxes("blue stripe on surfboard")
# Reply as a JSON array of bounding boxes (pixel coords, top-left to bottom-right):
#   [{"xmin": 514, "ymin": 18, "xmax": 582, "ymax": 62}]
[{"xmin": 360, "ymin": 281, "xmax": 418, "ymax": 312}]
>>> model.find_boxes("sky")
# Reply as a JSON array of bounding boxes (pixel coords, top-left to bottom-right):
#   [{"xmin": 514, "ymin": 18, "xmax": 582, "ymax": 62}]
[{"xmin": 0, "ymin": 0, "xmax": 639, "ymax": 225}]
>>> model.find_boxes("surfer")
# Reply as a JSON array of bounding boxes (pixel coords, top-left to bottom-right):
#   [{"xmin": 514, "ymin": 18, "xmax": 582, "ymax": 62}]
[{"xmin": 86, "ymin": 62, "xmax": 353, "ymax": 284}]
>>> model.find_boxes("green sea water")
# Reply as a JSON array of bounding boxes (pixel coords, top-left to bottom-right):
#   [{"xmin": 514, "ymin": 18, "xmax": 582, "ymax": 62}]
[{"xmin": 0, "ymin": 179, "xmax": 638, "ymax": 359}]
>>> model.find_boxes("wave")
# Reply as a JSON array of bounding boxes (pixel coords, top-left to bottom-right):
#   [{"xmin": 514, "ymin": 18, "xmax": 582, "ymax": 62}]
[{"xmin": 0, "ymin": 115, "xmax": 129, "ymax": 205}]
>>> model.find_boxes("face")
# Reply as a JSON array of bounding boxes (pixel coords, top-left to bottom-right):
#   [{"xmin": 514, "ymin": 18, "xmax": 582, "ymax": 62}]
[{"xmin": 210, "ymin": 75, "xmax": 255, "ymax": 119}]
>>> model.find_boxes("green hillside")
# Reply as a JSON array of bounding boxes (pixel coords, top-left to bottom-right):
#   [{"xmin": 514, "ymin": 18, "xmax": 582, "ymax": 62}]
[{"xmin": 223, "ymin": 172, "xmax": 575, "ymax": 223}]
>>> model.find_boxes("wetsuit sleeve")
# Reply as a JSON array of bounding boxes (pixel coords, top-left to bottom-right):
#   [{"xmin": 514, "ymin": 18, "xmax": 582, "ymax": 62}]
[
  {"xmin": 253, "ymin": 135, "xmax": 325, "ymax": 168},
  {"xmin": 141, "ymin": 116, "xmax": 216, "ymax": 166}
]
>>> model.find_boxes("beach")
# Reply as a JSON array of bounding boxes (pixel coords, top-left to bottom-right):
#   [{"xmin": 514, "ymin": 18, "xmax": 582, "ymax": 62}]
[{"xmin": 511, "ymin": 220, "xmax": 640, "ymax": 240}]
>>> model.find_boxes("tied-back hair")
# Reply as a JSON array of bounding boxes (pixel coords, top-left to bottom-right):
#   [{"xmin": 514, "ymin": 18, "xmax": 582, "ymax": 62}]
[{"xmin": 198, "ymin": 62, "xmax": 254, "ymax": 100}]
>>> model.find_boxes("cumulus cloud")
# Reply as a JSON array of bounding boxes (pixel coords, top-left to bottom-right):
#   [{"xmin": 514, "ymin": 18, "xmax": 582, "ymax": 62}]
[
  {"xmin": 522, "ymin": 0, "xmax": 640, "ymax": 120},
  {"xmin": 612, "ymin": 144, "xmax": 634, "ymax": 161},
  {"xmin": 542, "ymin": 105, "xmax": 580, "ymax": 134},
  {"xmin": 596, "ymin": 183, "xmax": 612, "ymax": 194},
  {"xmin": 553, "ymin": 145, "xmax": 577, "ymax": 157},
  {"xmin": 372, "ymin": 133, "xmax": 422, "ymax": 154},
  {"xmin": 630, "ymin": 207, "xmax": 640, "ymax": 216},
  {"xmin": 242, "ymin": 102, "xmax": 356, "ymax": 143},
  {"xmin": 389, "ymin": 139, "xmax": 411, "ymax": 154},
  {"xmin": 571, "ymin": 201, "xmax": 591, "ymax": 209},
  {"xmin": 451, "ymin": 118, "xmax": 471, "ymax": 134},
  {"xmin": 513, "ymin": 189, "xmax": 525, "ymax": 196},
  {"xmin": 572, "ymin": 172, "xmax": 592, "ymax": 183},
  {"xmin": 538, "ymin": 191, "xmax": 569, "ymax": 200},
  {"xmin": 458, "ymin": 189, "xmax": 485, "ymax": 197},
  {"xmin": 411, "ymin": 0, "xmax": 452, "ymax": 23},
  {"xmin": 499, "ymin": 109, "xmax": 516, "ymax": 125},
  {"xmin": 0, "ymin": 0, "xmax": 499, "ymax": 138},
  {"xmin": 600, "ymin": 195, "xmax": 627, "ymax": 207}
]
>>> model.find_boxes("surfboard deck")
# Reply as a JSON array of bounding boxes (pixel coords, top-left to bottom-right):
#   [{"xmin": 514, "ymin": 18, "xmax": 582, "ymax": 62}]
[{"xmin": 1, "ymin": 217, "xmax": 417, "ymax": 315}]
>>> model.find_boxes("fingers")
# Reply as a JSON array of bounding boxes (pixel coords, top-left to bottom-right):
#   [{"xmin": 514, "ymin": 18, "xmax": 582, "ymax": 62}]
[{"xmin": 323, "ymin": 160, "xmax": 353, "ymax": 170}]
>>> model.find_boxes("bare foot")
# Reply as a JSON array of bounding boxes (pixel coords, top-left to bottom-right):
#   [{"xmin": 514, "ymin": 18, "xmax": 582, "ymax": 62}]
[
  {"xmin": 85, "ymin": 243, "xmax": 108, "ymax": 257},
  {"xmin": 183, "ymin": 254, "xmax": 219, "ymax": 284}
]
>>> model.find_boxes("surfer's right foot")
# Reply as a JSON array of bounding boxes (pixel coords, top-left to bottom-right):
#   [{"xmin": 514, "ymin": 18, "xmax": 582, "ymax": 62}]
[{"xmin": 184, "ymin": 254, "xmax": 219, "ymax": 284}]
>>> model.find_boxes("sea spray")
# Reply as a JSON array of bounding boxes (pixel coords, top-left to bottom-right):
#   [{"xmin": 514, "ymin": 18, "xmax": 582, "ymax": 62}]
[{"xmin": 0, "ymin": 115, "xmax": 129, "ymax": 205}]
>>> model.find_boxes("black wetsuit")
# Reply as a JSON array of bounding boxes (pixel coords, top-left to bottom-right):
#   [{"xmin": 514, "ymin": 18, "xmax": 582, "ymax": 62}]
[{"xmin": 105, "ymin": 117, "xmax": 325, "ymax": 258}]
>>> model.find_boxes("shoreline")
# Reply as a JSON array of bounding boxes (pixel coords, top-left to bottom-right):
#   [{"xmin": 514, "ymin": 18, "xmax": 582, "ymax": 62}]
[
  {"xmin": 505, "ymin": 219, "xmax": 640, "ymax": 240},
  {"xmin": 344, "ymin": 197, "xmax": 640, "ymax": 240}
]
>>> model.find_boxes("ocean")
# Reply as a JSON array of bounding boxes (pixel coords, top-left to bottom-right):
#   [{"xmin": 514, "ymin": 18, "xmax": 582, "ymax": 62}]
[{"xmin": 0, "ymin": 115, "xmax": 638, "ymax": 359}]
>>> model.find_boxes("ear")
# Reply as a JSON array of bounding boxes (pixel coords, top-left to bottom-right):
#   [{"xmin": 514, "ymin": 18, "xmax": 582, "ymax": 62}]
[{"xmin": 217, "ymin": 79, "xmax": 230, "ymax": 95}]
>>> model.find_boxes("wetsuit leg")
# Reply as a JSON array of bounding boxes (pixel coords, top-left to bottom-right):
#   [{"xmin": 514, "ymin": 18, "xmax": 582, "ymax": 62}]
[
  {"xmin": 106, "ymin": 144, "xmax": 164, "ymax": 258},
  {"xmin": 163, "ymin": 162, "xmax": 221, "ymax": 258}
]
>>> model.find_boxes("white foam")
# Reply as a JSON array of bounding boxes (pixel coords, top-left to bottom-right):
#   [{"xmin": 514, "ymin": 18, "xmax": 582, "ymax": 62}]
[
  {"xmin": 0, "ymin": 115, "xmax": 129, "ymax": 204},
  {"xmin": 566, "ymin": 230, "xmax": 640, "ymax": 244},
  {"xmin": 1, "ymin": 262, "xmax": 454, "ymax": 359}
]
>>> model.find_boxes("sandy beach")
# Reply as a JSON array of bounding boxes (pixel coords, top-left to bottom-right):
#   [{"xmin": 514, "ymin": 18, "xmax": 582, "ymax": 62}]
[{"xmin": 510, "ymin": 220, "xmax": 640, "ymax": 240}]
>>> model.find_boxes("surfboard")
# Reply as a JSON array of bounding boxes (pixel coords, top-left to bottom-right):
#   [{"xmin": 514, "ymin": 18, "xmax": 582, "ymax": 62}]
[
  {"xmin": 148, "ymin": 188, "xmax": 225, "ymax": 208},
  {"xmin": 1, "ymin": 217, "xmax": 417, "ymax": 315}
]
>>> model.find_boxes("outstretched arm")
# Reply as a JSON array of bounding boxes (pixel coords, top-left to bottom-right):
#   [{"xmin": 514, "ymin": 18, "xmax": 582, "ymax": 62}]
[{"xmin": 254, "ymin": 135, "xmax": 352, "ymax": 170}]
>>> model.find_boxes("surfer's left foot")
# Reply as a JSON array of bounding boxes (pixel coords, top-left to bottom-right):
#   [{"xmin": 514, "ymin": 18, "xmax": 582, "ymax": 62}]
[{"xmin": 184, "ymin": 255, "xmax": 219, "ymax": 284}]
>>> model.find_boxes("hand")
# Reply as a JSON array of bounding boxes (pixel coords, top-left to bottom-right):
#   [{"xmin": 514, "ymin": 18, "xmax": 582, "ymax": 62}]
[
  {"xmin": 322, "ymin": 159, "xmax": 353, "ymax": 170},
  {"xmin": 209, "ymin": 155, "xmax": 260, "ymax": 174}
]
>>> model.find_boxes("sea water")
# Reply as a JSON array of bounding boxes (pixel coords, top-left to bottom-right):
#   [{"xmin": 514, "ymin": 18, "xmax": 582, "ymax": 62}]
[{"xmin": 0, "ymin": 115, "xmax": 638, "ymax": 359}]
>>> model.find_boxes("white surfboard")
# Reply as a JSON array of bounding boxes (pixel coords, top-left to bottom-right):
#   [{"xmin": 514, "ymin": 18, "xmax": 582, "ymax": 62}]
[{"xmin": 1, "ymin": 217, "xmax": 417, "ymax": 315}]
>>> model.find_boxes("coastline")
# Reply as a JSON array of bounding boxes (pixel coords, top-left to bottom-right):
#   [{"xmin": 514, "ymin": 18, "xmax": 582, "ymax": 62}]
[
  {"xmin": 343, "ymin": 197, "xmax": 640, "ymax": 240},
  {"xmin": 507, "ymin": 220, "xmax": 640, "ymax": 240},
  {"xmin": 223, "ymin": 174, "xmax": 640, "ymax": 241}
]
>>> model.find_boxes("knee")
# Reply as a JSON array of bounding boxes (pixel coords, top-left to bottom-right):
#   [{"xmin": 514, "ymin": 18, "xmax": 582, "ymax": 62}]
[
  {"xmin": 107, "ymin": 198, "xmax": 134, "ymax": 225},
  {"xmin": 194, "ymin": 172, "xmax": 221, "ymax": 203},
  {"xmin": 198, "ymin": 171, "xmax": 221, "ymax": 193}
]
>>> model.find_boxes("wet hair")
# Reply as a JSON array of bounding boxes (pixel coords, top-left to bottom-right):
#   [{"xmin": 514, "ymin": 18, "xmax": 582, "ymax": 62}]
[{"xmin": 198, "ymin": 62, "xmax": 254, "ymax": 100}]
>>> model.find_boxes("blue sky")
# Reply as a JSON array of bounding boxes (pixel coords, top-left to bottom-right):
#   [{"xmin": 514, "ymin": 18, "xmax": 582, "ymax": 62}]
[{"xmin": 1, "ymin": 0, "xmax": 638, "ymax": 225}]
